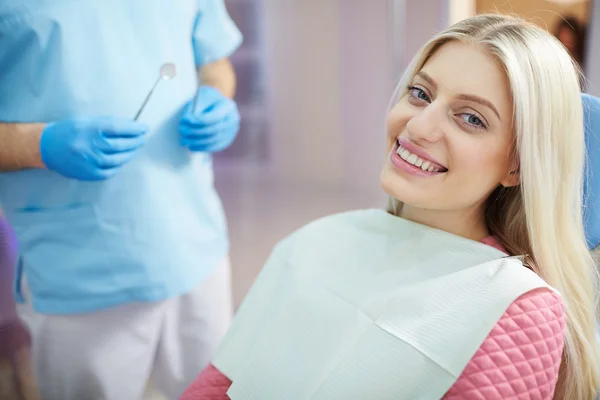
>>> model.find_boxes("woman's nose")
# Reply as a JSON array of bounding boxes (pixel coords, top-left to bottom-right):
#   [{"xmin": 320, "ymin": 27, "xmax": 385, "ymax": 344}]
[{"xmin": 405, "ymin": 102, "xmax": 446, "ymax": 143}]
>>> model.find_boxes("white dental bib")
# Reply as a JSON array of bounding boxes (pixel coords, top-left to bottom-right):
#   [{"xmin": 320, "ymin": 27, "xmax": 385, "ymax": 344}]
[{"xmin": 214, "ymin": 209, "xmax": 552, "ymax": 399}]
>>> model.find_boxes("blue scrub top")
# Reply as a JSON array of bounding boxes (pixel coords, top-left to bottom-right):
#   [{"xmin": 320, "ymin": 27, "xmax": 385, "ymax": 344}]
[{"xmin": 0, "ymin": 0, "xmax": 243, "ymax": 314}]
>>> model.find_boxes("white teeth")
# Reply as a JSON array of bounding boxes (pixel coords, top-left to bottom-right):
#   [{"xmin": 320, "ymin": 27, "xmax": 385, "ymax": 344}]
[{"xmin": 396, "ymin": 144, "xmax": 444, "ymax": 173}]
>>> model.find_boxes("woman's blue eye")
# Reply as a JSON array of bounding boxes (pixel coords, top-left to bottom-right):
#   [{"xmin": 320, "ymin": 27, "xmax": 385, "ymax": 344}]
[
  {"xmin": 461, "ymin": 113, "xmax": 486, "ymax": 129},
  {"xmin": 407, "ymin": 86, "xmax": 430, "ymax": 102}
]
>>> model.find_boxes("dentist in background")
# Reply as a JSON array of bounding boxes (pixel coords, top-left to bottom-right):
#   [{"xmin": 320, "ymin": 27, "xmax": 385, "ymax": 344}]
[{"xmin": 0, "ymin": 1, "xmax": 242, "ymax": 399}]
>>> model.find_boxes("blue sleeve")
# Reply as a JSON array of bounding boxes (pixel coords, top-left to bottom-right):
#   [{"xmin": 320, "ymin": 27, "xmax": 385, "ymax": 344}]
[{"xmin": 193, "ymin": 0, "xmax": 243, "ymax": 66}]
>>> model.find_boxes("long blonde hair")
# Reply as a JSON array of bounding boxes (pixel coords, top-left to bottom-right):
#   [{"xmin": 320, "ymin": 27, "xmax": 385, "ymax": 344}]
[{"xmin": 388, "ymin": 14, "xmax": 600, "ymax": 399}]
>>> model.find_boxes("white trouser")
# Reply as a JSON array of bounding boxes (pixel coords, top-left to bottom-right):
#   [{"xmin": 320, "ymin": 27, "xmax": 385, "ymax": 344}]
[{"xmin": 16, "ymin": 258, "xmax": 233, "ymax": 400}]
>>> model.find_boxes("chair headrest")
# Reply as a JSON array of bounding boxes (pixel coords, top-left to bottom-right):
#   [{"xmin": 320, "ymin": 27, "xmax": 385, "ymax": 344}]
[{"xmin": 582, "ymin": 93, "xmax": 600, "ymax": 249}]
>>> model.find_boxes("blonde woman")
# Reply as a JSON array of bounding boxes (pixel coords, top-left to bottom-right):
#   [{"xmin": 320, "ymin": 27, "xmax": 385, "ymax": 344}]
[{"xmin": 181, "ymin": 14, "xmax": 600, "ymax": 399}]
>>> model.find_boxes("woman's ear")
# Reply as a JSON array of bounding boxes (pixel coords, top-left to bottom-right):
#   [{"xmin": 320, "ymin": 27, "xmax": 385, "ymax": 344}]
[{"xmin": 500, "ymin": 169, "xmax": 520, "ymax": 187}]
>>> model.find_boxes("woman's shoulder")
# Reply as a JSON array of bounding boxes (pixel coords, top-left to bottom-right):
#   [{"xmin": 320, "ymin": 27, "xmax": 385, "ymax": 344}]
[
  {"xmin": 444, "ymin": 288, "xmax": 566, "ymax": 399},
  {"xmin": 502, "ymin": 288, "xmax": 566, "ymax": 333}
]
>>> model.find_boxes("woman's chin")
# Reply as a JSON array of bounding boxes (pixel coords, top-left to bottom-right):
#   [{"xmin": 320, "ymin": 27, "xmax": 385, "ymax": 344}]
[
  {"xmin": 381, "ymin": 167, "xmax": 415, "ymax": 206},
  {"xmin": 380, "ymin": 163, "xmax": 443, "ymax": 211}
]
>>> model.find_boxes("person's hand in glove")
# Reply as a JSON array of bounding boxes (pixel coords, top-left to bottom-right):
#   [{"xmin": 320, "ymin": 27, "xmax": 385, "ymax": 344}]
[
  {"xmin": 179, "ymin": 86, "xmax": 240, "ymax": 153},
  {"xmin": 40, "ymin": 116, "xmax": 149, "ymax": 181}
]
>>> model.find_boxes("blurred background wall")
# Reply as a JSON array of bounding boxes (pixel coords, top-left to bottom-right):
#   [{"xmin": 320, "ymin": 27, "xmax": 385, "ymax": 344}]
[
  {"xmin": 586, "ymin": 0, "xmax": 600, "ymax": 96},
  {"xmin": 217, "ymin": 0, "xmax": 399, "ymax": 305}
]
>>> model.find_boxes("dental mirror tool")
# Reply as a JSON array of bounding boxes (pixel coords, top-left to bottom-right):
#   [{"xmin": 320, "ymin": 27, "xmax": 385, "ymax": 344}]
[{"xmin": 134, "ymin": 62, "xmax": 177, "ymax": 121}]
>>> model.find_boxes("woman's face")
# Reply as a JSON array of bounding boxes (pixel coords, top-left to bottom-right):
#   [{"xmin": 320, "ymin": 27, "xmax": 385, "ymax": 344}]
[{"xmin": 380, "ymin": 41, "xmax": 517, "ymax": 223}]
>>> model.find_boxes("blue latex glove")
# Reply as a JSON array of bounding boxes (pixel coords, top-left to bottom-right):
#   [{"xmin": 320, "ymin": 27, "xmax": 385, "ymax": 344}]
[
  {"xmin": 179, "ymin": 86, "xmax": 240, "ymax": 153},
  {"xmin": 40, "ymin": 116, "xmax": 149, "ymax": 181}
]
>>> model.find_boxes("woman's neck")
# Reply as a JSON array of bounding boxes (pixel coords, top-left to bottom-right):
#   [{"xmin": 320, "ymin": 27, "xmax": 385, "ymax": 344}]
[{"xmin": 400, "ymin": 204, "xmax": 490, "ymax": 242}]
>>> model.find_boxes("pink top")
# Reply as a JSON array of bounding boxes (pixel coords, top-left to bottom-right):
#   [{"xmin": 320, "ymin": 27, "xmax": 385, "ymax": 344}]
[{"xmin": 180, "ymin": 237, "xmax": 566, "ymax": 400}]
